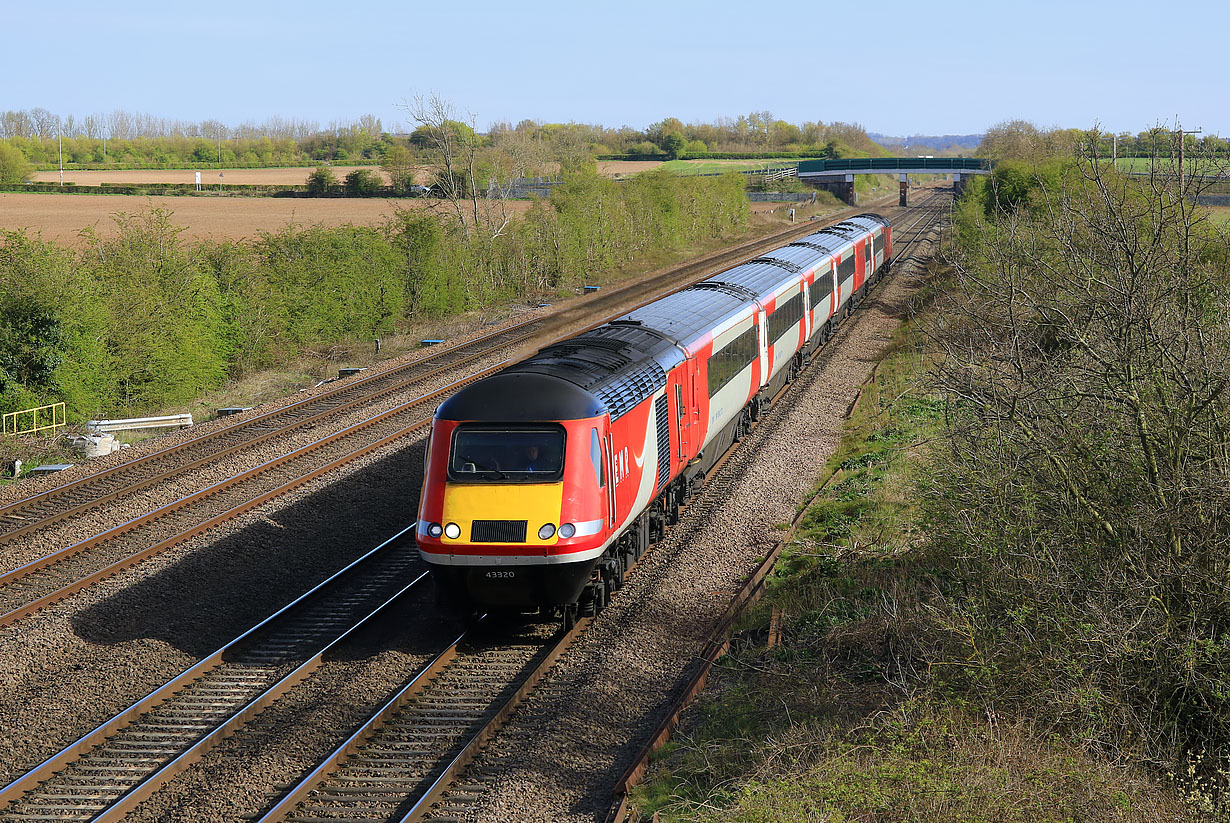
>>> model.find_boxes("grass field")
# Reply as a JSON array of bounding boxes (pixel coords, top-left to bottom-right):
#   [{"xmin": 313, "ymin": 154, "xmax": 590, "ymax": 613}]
[
  {"xmin": 1113, "ymin": 156, "xmax": 1230, "ymax": 175},
  {"xmin": 596, "ymin": 159, "xmax": 803, "ymax": 177},
  {"xmin": 1208, "ymin": 206, "xmax": 1230, "ymax": 224},
  {"xmin": 657, "ymin": 158, "xmax": 800, "ymax": 175}
]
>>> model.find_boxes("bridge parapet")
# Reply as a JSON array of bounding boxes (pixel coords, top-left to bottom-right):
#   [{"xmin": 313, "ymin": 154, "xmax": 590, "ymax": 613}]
[{"xmin": 798, "ymin": 157, "xmax": 992, "ymax": 178}]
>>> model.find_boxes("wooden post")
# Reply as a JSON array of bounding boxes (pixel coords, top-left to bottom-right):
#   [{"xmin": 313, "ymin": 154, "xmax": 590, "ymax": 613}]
[{"xmin": 767, "ymin": 606, "xmax": 782, "ymax": 649}]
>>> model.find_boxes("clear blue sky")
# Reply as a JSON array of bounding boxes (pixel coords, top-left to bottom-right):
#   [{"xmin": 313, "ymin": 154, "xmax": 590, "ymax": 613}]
[{"xmin": 4, "ymin": 0, "xmax": 1223, "ymax": 138}]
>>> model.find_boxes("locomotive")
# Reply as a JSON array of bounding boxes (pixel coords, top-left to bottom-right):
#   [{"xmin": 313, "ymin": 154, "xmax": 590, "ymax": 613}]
[{"xmin": 416, "ymin": 214, "xmax": 892, "ymax": 622}]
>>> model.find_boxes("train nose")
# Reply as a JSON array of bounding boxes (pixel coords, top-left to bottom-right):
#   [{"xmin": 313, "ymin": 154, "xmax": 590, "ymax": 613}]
[{"xmin": 440, "ymin": 482, "xmax": 564, "ymax": 547}]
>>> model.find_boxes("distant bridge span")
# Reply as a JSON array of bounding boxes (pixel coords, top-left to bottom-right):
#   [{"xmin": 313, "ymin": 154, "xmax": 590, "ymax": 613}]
[{"xmin": 797, "ymin": 157, "xmax": 992, "ymax": 206}]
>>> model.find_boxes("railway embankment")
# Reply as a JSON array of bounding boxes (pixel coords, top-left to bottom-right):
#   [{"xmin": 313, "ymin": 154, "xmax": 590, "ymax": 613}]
[{"xmin": 630, "ymin": 157, "xmax": 1230, "ymax": 822}]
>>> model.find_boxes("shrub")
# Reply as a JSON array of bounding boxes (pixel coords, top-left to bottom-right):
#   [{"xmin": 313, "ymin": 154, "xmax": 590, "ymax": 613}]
[
  {"xmin": 344, "ymin": 168, "xmax": 382, "ymax": 197},
  {"xmin": 305, "ymin": 165, "xmax": 338, "ymax": 195},
  {"xmin": 0, "ymin": 142, "xmax": 33, "ymax": 184}
]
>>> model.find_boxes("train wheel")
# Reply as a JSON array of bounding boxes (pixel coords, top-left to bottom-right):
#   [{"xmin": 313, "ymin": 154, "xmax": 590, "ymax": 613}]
[
  {"xmin": 579, "ymin": 586, "xmax": 596, "ymax": 617},
  {"xmin": 563, "ymin": 604, "xmax": 577, "ymax": 632}
]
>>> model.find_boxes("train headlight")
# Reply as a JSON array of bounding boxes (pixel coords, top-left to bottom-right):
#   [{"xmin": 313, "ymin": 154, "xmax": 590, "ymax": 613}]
[
  {"xmin": 444, "ymin": 522, "xmax": 461, "ymax": 539},
  {"xmin": 427, "ymin": 522, "xmax": 443, "ymax": 538},
  {"xmin": 559, "ymin": 523, "xmax": 576, "ymax": 538},
  {"xmin": 538, "ymin": 523, "xmax": 556, "ymax": 540}
]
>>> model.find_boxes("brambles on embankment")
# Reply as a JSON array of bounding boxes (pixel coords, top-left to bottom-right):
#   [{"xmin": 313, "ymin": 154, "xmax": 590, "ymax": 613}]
[{"xmin": 633, "ymin": 143, "xmax": 1230, "ymax": 821}]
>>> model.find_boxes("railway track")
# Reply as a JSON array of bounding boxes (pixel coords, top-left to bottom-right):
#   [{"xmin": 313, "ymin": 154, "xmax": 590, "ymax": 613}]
[
  {"xmin": 244, "ymin": 195, "xmax": 957, "ymax": 823},
  {"xmin": 0, "ymin": 199, "xmax": 900, "ymax": 550},
  {"xmin": 0, "ymin": 199, "xmax": 919, "ymax": 632},
  {"xmin": 0, "ymin": 195, "xmax": 951, "ymax": 822},
  {"xmin": 256, "ymin": 618, "xmax": 571, "ymax": 823},
  {"xmin": 0, "ymin": 528, "xmax": 433, "ymax": 822}
]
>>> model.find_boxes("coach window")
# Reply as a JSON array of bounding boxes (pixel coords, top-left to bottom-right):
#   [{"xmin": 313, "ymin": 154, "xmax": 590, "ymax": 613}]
[
  {"xmin": 837, "ymin": 253, "xmax": 856, "ymax": 282},
  {"xmin": 811, "ymin": 273, "xmax": 833, "ymax": 309},
  {"xmin": 590, "ymin": 428, "xmax": 604, "ymax": 487}
]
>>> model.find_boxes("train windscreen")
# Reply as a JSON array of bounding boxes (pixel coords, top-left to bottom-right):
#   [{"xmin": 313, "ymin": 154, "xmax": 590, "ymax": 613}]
[{"xmin": 449, "ymin": 426, "xmax": 565, "ymax": 482}]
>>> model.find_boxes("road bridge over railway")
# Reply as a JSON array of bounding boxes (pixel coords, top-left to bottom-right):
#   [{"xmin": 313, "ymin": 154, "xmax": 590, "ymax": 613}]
[{"xmin": 798, "ymin": 157, "xmax": 992, "ymax": 206}]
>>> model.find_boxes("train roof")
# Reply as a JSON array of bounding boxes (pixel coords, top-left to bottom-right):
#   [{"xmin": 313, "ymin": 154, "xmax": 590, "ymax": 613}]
[
  {"xmin": 438, "ymin": 214, "xmax": 893, "ymax": 425},
  {"xmin": 616, "ymin": 284, "xmax": 752, "ymax": 348},
  {"xmin": 707, "ymin": 249, "xmax": 819, "ymax": 300},
  {"xmin": 500, "ymin": 322, "xmax": 686, "ymax": 421},
  {"xmin": 436, "ymin": 371, "xmax": 605, "ymax": 422}
]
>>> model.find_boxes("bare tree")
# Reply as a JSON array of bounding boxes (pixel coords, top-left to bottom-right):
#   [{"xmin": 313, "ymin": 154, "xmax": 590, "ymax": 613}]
[
  {"xmin": 927, "ymin": 135, "xmax": 1230, "ymax": 778},
  {"xmin": 399, "ymin": 94, "xmax": 515, "ymax": 241}
]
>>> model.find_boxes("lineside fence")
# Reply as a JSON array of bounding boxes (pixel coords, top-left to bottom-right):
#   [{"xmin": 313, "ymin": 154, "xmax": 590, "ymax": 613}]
[{"xmin": 2, "ymin": 403, "xmax": 67, "ymax": 437}]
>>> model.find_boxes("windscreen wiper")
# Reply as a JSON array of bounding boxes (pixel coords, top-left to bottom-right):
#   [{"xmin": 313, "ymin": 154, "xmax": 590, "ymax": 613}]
[{"xmin": 466, "ymin": 458, "xmax": 506, "ymax": 480}]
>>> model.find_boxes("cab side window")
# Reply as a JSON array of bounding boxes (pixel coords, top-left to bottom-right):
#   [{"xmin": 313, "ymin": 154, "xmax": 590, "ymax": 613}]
[{"xmin": 590, "ymin": 428, "xmax": 604, "ymax": 487}]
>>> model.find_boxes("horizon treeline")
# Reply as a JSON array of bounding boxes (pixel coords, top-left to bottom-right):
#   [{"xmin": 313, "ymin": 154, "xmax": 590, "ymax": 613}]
[
  {"xmin": 0, "ymin": 168, "xmax": 748, "ymax": 419},
  {"xmin": 0, "ymin": 106, "xmax": 894, "ymax": 170}
]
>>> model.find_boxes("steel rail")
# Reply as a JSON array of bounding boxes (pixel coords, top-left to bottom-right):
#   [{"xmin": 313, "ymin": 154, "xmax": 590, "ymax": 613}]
[
  {"xmin": 0, "ymin": 203, "xmax": 890, "ymax": 545},
  {"xmin": 254, "ymin": 195, "xmax": 951, "ymax": 823},
  {"xmin": 0, "ymin": 360, "xmax": 512, "ymax": 630},
  {"xmin": 0, "ymin": 527, "xmax": 430, "ymax": 821}
]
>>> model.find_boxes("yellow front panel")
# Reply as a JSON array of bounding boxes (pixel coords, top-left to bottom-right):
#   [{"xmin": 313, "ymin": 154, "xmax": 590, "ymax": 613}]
[{"xmin": 442, "ymin": 483, "xmax": 564, "ymax": 545}]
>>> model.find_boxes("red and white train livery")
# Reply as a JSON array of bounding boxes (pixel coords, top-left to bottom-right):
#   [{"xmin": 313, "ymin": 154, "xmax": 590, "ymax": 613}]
[{"xmin": 416, "ymin": 214, "xmax": 892, "ymax": 618}]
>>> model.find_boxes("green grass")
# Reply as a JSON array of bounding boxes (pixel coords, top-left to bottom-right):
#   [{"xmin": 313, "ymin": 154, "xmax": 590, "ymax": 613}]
[
  {"xmin": 655, "ymin": 159, "xmax": 801, "ymax": 175},
  {"xmin": 1207, "ymin": 206, "xmax": 1230, "ymax": 225},
  {"xmin": 629, "ymin": 262, "xmax": 1190, "ymax": 823},
  {"xmin": 1113, "ymin": 156, "xmax": 1229, "ymax": 175}
]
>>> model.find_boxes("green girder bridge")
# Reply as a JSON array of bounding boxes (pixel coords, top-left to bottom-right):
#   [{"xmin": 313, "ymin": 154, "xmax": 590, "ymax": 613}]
[{"xmin": 797, "ymin": 157, "xmax": 992, "ymax": 206}]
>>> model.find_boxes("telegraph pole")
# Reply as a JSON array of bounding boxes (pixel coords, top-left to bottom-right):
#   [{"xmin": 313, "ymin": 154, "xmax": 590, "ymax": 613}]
[{"xmin": 1177, "ymin": 123, "xmax": 1203, "ymax": 189}]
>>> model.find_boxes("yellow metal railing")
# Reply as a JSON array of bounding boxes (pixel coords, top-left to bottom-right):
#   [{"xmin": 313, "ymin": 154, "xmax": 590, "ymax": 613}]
[{"xmin": 3, "ymin": 402, "xmax": 67, "ymax": 436}]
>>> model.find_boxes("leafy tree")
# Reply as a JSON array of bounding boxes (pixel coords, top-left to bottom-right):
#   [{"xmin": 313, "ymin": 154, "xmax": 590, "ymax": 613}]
[
  {"xmin": 381, "ymin": 144, "xmax": 418, "ymax": 192},
  {"xmin": 663, "ymin": 132, "xmax": 686, "ymax": 160},
  {"xmin": 344, "ymin": 168, "xmax": 382, "ymax": 197},
  {"xmin": 0, "ymin": 142, "xmax": 33, "ymax": 183},
  {"xmin": 0, "ymin": 230, "xmax": 110, "ymax": 416},
  {"xmin": 305, "ymin": 165, "xmax": 338, "ymax": 195},
  {"xmin": 84, "ymin": 208, "xmax": 228, "ymax": 409}
]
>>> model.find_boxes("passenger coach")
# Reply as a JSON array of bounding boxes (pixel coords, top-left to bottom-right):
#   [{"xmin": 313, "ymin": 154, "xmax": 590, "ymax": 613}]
[{"xmin": 416, "ymin": 214, "xmax": 892, "ymax": 622}]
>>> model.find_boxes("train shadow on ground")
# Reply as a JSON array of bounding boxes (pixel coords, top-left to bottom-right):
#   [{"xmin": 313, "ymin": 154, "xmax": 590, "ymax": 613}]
[{"xmin": 71, "ymin": 438, "xmax": 429, "ymax": 657}]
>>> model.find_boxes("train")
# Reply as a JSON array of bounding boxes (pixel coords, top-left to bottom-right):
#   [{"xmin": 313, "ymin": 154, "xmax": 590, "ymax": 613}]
[{"xmin": 416, "ymin": 213, "xmax": 892, "ymax": 623}]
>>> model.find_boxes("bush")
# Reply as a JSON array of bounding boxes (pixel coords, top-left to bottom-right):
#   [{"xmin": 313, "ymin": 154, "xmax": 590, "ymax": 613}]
[
  {"xmin": 344, "ymin": 168, "xmax": 382, "ymax": 197},
  {"xmin": 931, "ymin": 149, "xmax": 1230, "ymax": 798},
  {"xmin": 305, "ymin": 165, "xmax": 338, "ymax": 195},
  {"xmin": 0, "ymin": 142, "xmax": 33, "ymax": 184}
]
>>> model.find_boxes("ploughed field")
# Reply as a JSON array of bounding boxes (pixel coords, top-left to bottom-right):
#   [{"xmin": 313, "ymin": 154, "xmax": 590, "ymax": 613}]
[
  {"xmin": 0, "ymin": 191, "xmax": 534, "ymax": 241},
  {"xmin": 0, "ymin": 186, "xmax": 787, "ymax": 244}
]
